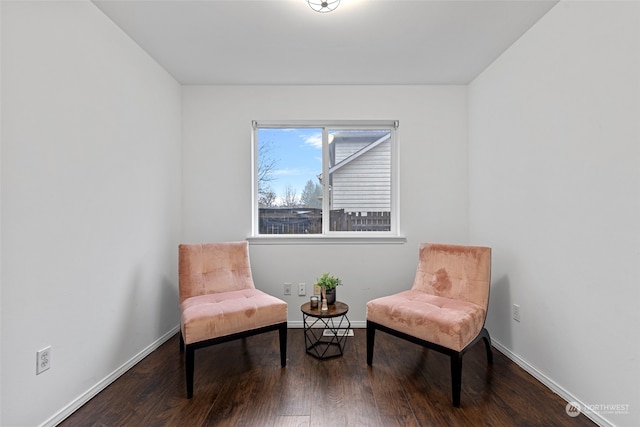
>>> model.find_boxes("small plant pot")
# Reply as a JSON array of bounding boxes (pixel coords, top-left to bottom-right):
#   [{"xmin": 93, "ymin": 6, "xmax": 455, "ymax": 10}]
[{"xmin": 325, "ymin": 288, "xmax": 336, "ymax": 305}]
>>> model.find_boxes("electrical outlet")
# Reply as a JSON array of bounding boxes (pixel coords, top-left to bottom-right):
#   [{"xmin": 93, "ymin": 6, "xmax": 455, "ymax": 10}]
[
  {"xmin": 512, "ymin": 304, "xmax": 521, "ymax": 322},
  {"xmin": 36, "ymin": 346, "xmax": 51, "ymax": 375},
  {"xmin": 284, "ymin": 283, "xmax": 292, "ymax": 295},
  {"xmin": 298, "ymin": 282, "xmax": 306, "ymax": 296}
]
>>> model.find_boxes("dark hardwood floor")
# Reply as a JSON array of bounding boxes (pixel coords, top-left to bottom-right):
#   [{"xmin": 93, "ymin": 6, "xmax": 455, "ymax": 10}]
[{"xmin": 60, "ymin": 328, "xmax": 596, "ymax": 427}]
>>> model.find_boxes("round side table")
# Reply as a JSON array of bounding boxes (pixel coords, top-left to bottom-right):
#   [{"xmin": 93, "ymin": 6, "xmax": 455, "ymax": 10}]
[{"xmin": 301, "ymin": 301, "xmax": 351, "ymax": 359}]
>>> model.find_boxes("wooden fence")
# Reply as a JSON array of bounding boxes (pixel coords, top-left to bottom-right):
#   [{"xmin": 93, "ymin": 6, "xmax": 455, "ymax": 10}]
[{"xmin": 259, "ymin": 208, "xmax": 390, "ymax": 234}]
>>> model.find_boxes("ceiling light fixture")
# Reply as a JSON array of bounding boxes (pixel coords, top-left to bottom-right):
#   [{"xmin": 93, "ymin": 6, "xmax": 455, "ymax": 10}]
[{"xmin": 308, "ymin": 0, "xmax": 340, "ymax": 13}]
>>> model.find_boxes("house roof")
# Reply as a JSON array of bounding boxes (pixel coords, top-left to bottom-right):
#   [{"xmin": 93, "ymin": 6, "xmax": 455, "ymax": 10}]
[{"xmin": 330, "ymin": 130, "xmax": 391, "ymax": 173}]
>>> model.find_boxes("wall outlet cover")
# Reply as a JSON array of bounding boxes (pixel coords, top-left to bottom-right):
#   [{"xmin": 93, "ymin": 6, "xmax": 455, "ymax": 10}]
[{"xmin": 36, "ymin": 346, "xmax": 51, "ymax": 375}]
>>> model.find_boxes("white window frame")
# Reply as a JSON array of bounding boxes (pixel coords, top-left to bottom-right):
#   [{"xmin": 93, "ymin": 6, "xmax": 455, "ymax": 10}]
[{"xmin": 249, "ymin": 120, "xmax": 405, "ymax": 245}]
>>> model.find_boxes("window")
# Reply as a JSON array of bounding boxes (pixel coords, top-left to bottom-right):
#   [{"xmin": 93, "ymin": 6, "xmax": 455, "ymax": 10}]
[{"xmin": 252, "ymin": 121, "xmax": 400, "ymax": 240}]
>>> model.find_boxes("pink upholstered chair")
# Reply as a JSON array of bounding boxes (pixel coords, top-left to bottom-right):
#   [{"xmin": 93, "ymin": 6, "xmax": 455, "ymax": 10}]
[
  {"xmin": 366, "ymin": 243, "xmax": 493, "ymax": 407},
  {"xmin": 179, "ymin": 241, "xmax": 287, "ymax": 398}
]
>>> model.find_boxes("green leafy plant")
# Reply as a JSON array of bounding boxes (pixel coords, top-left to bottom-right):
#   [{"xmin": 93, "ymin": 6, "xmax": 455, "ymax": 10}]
[{"xmin": 315, "ymin": 272, "xmax": 342, "ymax": 290}]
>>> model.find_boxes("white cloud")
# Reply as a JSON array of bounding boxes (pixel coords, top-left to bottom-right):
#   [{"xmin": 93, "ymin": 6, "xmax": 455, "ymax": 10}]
[
  {"xmin": 303, "ymin": 133, "xmax": 322, "ymax": 149},
  {"xmin": 273, "ymin": 167, "xmax": 304, "ymax": 177}
]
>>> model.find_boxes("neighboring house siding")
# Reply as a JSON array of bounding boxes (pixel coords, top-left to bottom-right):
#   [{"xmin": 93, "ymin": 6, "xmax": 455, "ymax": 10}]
[{"xmin": 331, "ymin": 140, "xmax": 391, "ymax": 212}]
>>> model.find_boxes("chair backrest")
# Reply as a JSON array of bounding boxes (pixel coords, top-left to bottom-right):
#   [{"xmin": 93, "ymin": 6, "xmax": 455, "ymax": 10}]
[
  {"xmin": 178, "ymin": 241, "xmax": 255, "ymax": 303},
  {"xmin": 411, "ymin": 243, "xmax": 491, "ymax": 308}
]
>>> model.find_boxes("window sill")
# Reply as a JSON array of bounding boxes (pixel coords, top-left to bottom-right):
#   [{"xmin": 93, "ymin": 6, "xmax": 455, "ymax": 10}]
[{"xmin": 247, "ymin": 235, "xmax": 407, "ymax": 245}]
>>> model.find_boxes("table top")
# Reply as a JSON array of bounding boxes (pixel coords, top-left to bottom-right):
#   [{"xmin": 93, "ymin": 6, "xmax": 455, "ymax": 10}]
[{"xmin": 301, "ymin": 301, "xmax": 349, "ymax": 318}]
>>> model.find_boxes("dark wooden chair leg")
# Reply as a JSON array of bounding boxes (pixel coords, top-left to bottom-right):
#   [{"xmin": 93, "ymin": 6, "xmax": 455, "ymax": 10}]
[
  {"xmin": 366, "ymin": 321, "xmax": 376, "ymax": 365},
  {"xmin": 279, "ymin": 323, "xmax": 287, "ymax": 367},
  {"xmin": 450, "ymin": 353, "xmax": 462, "ymax": 407},
  {"xmin": 480, "ymin": 328, "xmax": 493, "ymax": 364},
  {"xmin": 186, "ymin": 345, "xmax": 195, "ymax": 399},
  {"xmin": 179, "ymin": 330, "xmax": 184, "ymax": 353}
]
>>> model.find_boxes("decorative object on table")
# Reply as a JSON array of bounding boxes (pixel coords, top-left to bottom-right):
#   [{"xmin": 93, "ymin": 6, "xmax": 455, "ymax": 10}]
[
  {"xmin": 310, "ymin": 295, "xmax": 319, "ymax": 309},
  {"xmin": 315, "ymin": 272, "xmax": 342, "ymax": 308}
]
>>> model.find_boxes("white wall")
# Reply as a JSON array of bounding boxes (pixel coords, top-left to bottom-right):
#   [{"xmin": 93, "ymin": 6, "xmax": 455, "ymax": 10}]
[
  {"xmin": 1, "ymin": 2, "xmax": 182, "ymax": 426},
  {"xmin": 469, "ymin": 2, "xmax": 639, "ymax": 426},
  {"xmin": 182, "ymin": 85, "xmax": 470, "ymax": 323},
  {"xmin": 0, "ymin": 0, "xmax": 4, "ymax": 422}
]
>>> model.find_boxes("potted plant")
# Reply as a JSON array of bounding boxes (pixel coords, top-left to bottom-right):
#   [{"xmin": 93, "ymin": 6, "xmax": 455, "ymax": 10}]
[{"xmin": 315, "ymin": 272, "xmax": 342, "ymax": 307}]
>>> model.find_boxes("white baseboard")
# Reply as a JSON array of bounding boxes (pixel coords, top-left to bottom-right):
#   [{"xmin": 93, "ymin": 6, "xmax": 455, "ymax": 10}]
[
  {"xmin": 491, "ymin": 339, "xmax": 611, "ymax": 427},
  {"xmin": 40, "ymin": 325, "xmax": 180, "ymax": 427}
]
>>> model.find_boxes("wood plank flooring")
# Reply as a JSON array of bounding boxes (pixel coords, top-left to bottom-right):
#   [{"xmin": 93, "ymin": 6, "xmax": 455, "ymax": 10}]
[{"xmin": 59, "ymin": 328, "xmax": 596, "ymax": 427}]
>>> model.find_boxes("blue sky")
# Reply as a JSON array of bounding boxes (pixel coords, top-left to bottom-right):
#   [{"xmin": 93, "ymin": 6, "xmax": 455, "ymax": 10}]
[{"xmin": 257, "ymin": 128, "xmax": 323, "ymax": 202}]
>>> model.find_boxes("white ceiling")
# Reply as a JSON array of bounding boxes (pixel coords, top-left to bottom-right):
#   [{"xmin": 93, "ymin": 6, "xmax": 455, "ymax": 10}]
[{"xmin": 92, "ymin": 0, "xmax": 557, "ymax": 85}]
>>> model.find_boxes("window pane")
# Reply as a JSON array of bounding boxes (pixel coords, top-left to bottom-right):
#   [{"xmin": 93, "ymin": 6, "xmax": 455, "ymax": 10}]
[
  {"xmin": 328, "ymin": 129, "xmax": 392, "ymax": 232},
  {"xmin": 254, "ymin": 122, "xmax": 396, "ymax": 237},
  {"xmin": 257, "ymin": 128, "xmax": 323, "ymax": 234}
]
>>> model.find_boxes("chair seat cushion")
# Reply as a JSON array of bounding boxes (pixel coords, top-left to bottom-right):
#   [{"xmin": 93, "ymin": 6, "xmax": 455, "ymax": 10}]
[
  {"xmin": 181, "ymin": 289, "xmax": 287, "ymax": 345},
  {"xmin": 366, "ymin": 290, "xmax": 486, "ymax": 352}
]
